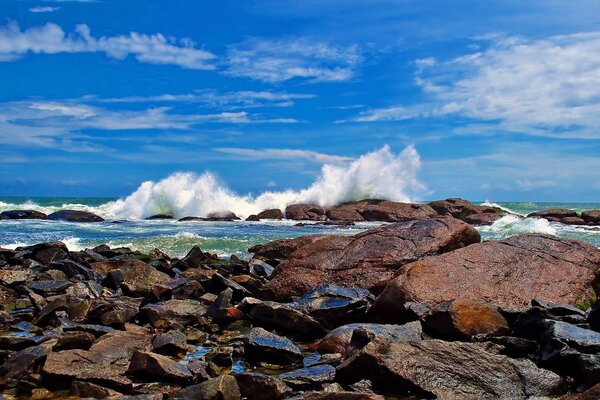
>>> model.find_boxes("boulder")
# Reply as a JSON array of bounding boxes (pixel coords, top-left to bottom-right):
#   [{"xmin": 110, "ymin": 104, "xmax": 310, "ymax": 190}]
[
  {"xmin": 290, "ymin": 393, "xmax": 385, "ymax": 400},
  {"xmin": 257, "ymin": 209, "xmax": 284, "ymax": 220},
  {"xmin": 180, "ymin": 245, "xmax": 219, "ymax": 269},
  {"xmin": 238, "ymin": 297, "xmax": 325, "ymax": 339},
  {"xmin": 152, "ymin": 330, "xmax": 188, "ymax": 355},
  {"xmin": 326, "ymin": 200, "xmax": 437, "ymax": 222},
  {"xmin": 235, "ymin": 373, "xmax": 291, "ymax": 400},
  {"xmin": 54, "ymin": 331, "xmax": 96, "ymax": 351},
  {"xmin": 146, "ymin": 214, "xmax": 174, "ymax": 220},
  {"xmin": 0, "ymin": 345, "xmax": 46, "ymax": 382},
  {"xmin": 128, "ymin": 350, "xmax": 193, "ymax": 383},
  {"xmin": 528, "ymin": 209, "xmax": 578, "ymax": 219},
  {"xmin": 0, "ymin": 210, "xmax": 47, "ymax": 220},
  {"xmin": 582, "ymin": 210, "xmax": 600, "ymax": 225},
  {"xmin": 285, "ymin": 204, "xmax": 326, "ymax": 221},
  {"xmin": 295, "ymin": 284, "xmax": 375, "ymax": 329},
  {"xmin": 172, "ymin": 375, "xmax": 241, "ymax": 400},
  {"xmin": 313, "ymin": 321, "xmax": 423, "ymax": 357},
  {"xmin": 249, "ymin": 235, "xmax": 327, "ymax": 266},
  {"xmin": 244, "ymin": 327, "xmax": 303, "ymax": 366},
  {"xmin": 141, "ymin": 299, "xmax": 206, "ymax": 329},
  {"xmin": 337, "ymin": 338, "xmax": 565, "ymax": 398},
  {"xmin": 373, "ymin": 234, "xmax": 600, "ymax": 319},
  {"xmin": 423, "ymin": 300, "xmax": 510, "ymax": 339},
  {"xmin": 245, "ymin": 215, "xmax": 260, "ymax": 221},
  {"xmin": 90, "ymin": 259, "xmax": 170, "ymax": 298},
  {"xmin": 206, "ymin": 210, "xmax": 240, "ymax": 220},
  {"xmin": 264, "ymin": 217, "xmax": 480, "ymax": 301},
  {"xmin": 47, "ymin": 210, "xmax": 104, "ymax": 222},
  {"xmin": 15, "ymin": 241, "xmax": 68, "ymax": 264},
  {"xmin": 279, "ymin": 364, "xmax": 336, "ymax": 390},
  {"xmin": 429, "ymin": 198, "xmax": 505, "ymax": 225}
]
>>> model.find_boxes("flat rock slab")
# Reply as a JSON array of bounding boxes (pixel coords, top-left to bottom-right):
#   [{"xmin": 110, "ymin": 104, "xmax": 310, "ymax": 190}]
[
  {"xmin": 374, "ymin": 234, "xmax": 600, "ymax": 316},
  {"xmin": 337, "ymin": 338, "xmax": 565, "ymax": 399},
  {"xmin": 264, "ymin": 217, "xmax": 480, "ymax": 300}
]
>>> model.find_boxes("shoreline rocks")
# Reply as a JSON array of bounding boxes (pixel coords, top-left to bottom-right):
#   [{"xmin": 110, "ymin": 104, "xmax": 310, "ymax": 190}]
[{"xmin": 1, "ymin": 215, "xmax": 600, "ymax": 399}]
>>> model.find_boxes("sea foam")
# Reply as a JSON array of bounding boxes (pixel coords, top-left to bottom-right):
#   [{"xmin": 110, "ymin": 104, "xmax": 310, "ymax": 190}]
[{"xmin": 105, "ymin": 145, "xmax": 424, "ymax": 219}]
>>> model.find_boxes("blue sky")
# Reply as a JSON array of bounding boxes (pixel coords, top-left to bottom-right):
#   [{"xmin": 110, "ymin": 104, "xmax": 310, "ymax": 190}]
[{"xmin": 1, "ymin": 0, "xmax": 599, "ymax": 201}]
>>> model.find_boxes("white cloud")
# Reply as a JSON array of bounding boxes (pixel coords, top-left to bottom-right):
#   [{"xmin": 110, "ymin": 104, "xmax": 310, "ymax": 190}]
[
  {"xmin": 0, "ymin": 21, "xmax": 216, "ymax": 69},
  {"xmin": 344, "ymin": 32, "xmax": 600, "ymax": 139},
  {"xmin": 29, "ymin": 6, "xmax": 60, "ymax": 13},
  {"xmin": 98, "ymin": 90, "xmax": 316, "ymax": 109},
  {"xmin": 0, "ymin": 99, "xmax": 299, "ymax": 151},
  {"xmin": 214, "ymin": 147, "xmax": 353, "ymax": 164},
  {"xmin": 225, "ymin": 37, "xmax": 361, "ymax": 83}
]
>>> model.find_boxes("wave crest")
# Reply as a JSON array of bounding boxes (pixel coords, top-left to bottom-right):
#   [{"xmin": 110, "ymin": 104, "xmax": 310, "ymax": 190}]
[{"xmin": 106, "ymin": 145, "xmax": 424, "ymax": 219}]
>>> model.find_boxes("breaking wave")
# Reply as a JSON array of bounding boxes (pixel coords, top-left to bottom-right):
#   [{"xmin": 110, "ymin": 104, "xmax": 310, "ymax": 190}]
[
  {"xmin": 478, "ymin": 214, "xmax": 557, "ymax": 237},
  {"xmin": 106, "ymin": 145, "xmax": 424, "ymax": 219}
]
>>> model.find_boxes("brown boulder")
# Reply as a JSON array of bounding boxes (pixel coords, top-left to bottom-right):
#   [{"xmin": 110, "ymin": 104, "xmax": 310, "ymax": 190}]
[
  {"xmin": 249, "ymin": 235, "xmax": 328, "ymax": 266},
  {"xmin": 561, "ymin": 216, "xmax": 588, "ymax": 225},
  {"xmin": 528, "ymin": 209, "xmax": 578, "ymax": 219},
  {"xmin": 337, "ymin": 338, "xmax": 565, "ymax": 399},
  {"xmin": 428, "ymin": 198, "xmax": 474, "ymax": 216},
  {"xmin": 264, "ymin": 217, "xmax": 480, "ymax": 301},
  {"xmin": 0, "ymin": 210, "xmax": 47, "ymax": 220},
  {"xmin": 326, "ymin": 199, "xmax": 437, "ymax": 222},
  {"xmin": 285, "ymin": 204, "xmax": 326, "ymax": 221},
  {"xmin": 423, "ymin": 300, "xmax": 509, "ymax": 339},
  {"xmin": 582, "ymin": 210, "xmax": 600, "ymax": 225},
  {"xmin": 257, "ymin": 209, "xmax": 284, "ymax": 220},
  {"xmin": 90, "ymin": 259, "xmax": 170, "ymax": 297},
  {"xmin": 373, "ymin": 234, "xmax": 600, "ymax": 319},
  {"xmin": 47, "ymin": 210, "xmax": 104, "ymax": 222},
  {"xmin": 429, "ymin": 198, "xmax": 505, "ymax": 225}
]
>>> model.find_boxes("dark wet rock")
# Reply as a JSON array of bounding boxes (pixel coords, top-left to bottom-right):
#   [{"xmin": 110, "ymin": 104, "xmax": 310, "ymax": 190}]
[
  {"xmin": 249, "ymin": 235, "xmax": 327, "ymax": 266},
  {"xmin": 47, "ymin": 210, "xmax": 104, "ymax": 222},
  {"xmin": 88, "ymin": 296, "xmax": 142, "ymax": 326},
  {"xmin": 285, "ymin": 204, "xmax": 327, "ymax": 221},
  {"xmin": 265, "ymin": 217, "xmax": 480, "ymax": 301},
  {"xmin": 314, "ymin": 321, "xmax": 423, "ymax": 358},
  {"xmin": 26, "ymin": 280, "xmax": 73, "ymax": 295},
  {"xmin": 257, "ymin": 209, "xmax": 284, "ymax": 220},
  {"xmin": 562, "ymin": 216, "xmax": 588, "ymax": 225},
  {"xmin": 533, "ymin": 299, "xmax": 586, "ymax": 318},
  {"xmin": 295, "ymin": 284, "xmax": 374, "ymax": 329},
  {"xmin": 289, "ymin": 393, "xmax": 385, "ymax": 400},
  {"xmin": 0, "ymin": 335, "xmax": 39, "ymax": 351},
  {"xmin": 238, "ymin": 297, "xmax": 325, "ymax": 339},
  {"xmin": 53, "ymin": 331, "xmax": 96, "ymax": 351},
  {"xmin": 54, "ymin": 259, "xmax": 103, "ymax": 282},
  {"xmin": 0, "ymin": 210, "xmax": 47, "ymax": 220},
  {"xmin": 16, "ymin": 241, "xmax": 69, "ymax": 264},
  {"xmin": 178, "ymin": 216, "xmax": 204, "ymax": 221},
  {"xmin": 423, "ymin": 300, "xmax": 509, "ymax": 340},
  {"xmin": 70, "ymin": 380, "xmax": 122, "ymax": 398},
  {"xmin": 207, "ymin": 210, "xmax": 240, "ymax": 220},
  {"xmin": 563, "ymin": 383, "xmax": 600, "ymax": 399},
  {"xmin": 60, "ymin": 318, "xmax": 115, "ymax": 337},
  {"xmin": 544, "ymin": 320, "xmax": 600, "ymax": 353},
  {"xmin": 179, "ymin": 245, "xmax": 220, "ymax": 269},
  {"xmin": 245, "ymin": 327, "xmax": 303, "ymax": 366},
  {"xmin": 245, "ymin": 214, "xmax": 260, "ymax": 221},
  {"xmin": 279, "ymin": 364, "xmax": 336, "ymax": 390},
  {"xmin": 146, "ymin": 214, "xmax": 174, "ymax": 220},
  {"xmin": 373, "ymin": 234, "xmax": 600, "ymax": 318},
  {"xmin": 577, "ymin": 353, "xmax": 600, "ymax": 387},
  {"xmin": 207, "ymin": 288, "xmax": 235, "ymax": 321},
  {"xmin": 141, "ymin": 299, "xmax": 206, "ymax": 329},
  {"xmin": 235, "ymin": 373, "xmax": 291, "ymax": 400},
  {"xmin": 152, "ymin": 330, "xmax": 188, "ymax": 355},
  {"xmin": 249, "ymin": 259, "xmax": 274, "ymax": 278},
  {"xmin": 337, "ymin": 338, "xmax": 565, "ymax": 398},
  {"xmin": 172, "ymin": 375, "xmax": 241, "ymax": 400},
  {"xmin": 0, "ymin": 345, "xmax": 46, "ymax": 382},
  {"xmin": 128, "ymin": 350, "xmax": 193, "ymax": 383},
  {"xmin": 206, "ymin": 273, "xmax": 252, "ymax": 300},
  {"xmin": 582, "ymin": 210, "xmax": 600, "ymax": 225},
  {"xmin": 42, "ymin": 330, "xmax": 151, "ymax": 391},
  {"xmin": 529, "ymin": 209, "xmax": 579, "ymax": 219},
  {"xmin": 588, "ymin": 304, "xmax": 600, "ymax": 332},
  {"xmin": 90, "ymin": 259, "xmax": 170, "ymax": 298}
]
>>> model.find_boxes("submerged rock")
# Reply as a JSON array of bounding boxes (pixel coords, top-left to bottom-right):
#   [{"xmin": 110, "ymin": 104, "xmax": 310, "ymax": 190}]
[
  {"xmin": 264, "ymin": 217, "xmax": 480, "ymax": 301},
  {"xmin": 47, "ymin": 210, "xmax": 104, "ymax": 222},
  {"xmin": 373, "ymin": 234, "xmax": 600, "ymax": 318},
  {"xmin": 0, "ymin": 210, "xmax": 47, "ymax": 220}
]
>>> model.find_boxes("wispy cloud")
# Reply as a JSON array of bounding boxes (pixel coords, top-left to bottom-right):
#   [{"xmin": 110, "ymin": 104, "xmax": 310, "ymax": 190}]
[
  {"xmin": 342, "ymin": 32, "xmax": 600, "ymax": 139},
  {"xmin": 225, "ymin": 37, "xmax": 361, "ymax": 83},
  {"xmin": 0, "ymin": 21, "xmax": 216, "ymax": 69},
  {"xmin": 29, "ymin": 6, "xmax": 60, "ymax": 13},
  {"xmin": 214, "ymin": 147, "xmax": 353, "ymax": 163},
  {"xmin": 96, "ymin": 90, "xmax": 316, "ymax": 109},
  {"xmin": 0, "ymin": 99, "xmax": 299, "ymax": 151}
]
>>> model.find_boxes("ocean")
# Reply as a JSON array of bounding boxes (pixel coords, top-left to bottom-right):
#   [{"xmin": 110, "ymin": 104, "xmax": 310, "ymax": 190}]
[{"xmin": 1, "ymin": 197, "xmax": 599, "ymax": 259}]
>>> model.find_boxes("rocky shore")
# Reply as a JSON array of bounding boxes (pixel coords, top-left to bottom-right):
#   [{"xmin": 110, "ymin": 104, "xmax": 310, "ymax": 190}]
[{"xmin": 0, "ymin": 209, "xmax": 600, "ymax": 400}]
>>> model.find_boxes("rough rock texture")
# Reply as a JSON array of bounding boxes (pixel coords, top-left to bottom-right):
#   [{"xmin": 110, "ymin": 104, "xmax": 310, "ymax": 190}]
[
  {"xmin": 582, "ymin": 210, "xmax": 600, "ymax": 225},
  {"xmin": 47, "ymin": 210, "xmax": 104, "ymax": 222},
  {"xmin": 0, "ymin": 210, "xmax": 47, "ymax": 220},
  {"xmin": 235, "ymin": 373, "xmax": 291, "ymax": 400},
  {"xmin": 529, "ymin": 209, "xmax": 578, "ymax": 219},
  {"xmin": 428, "ymin": 198, "xmax": 505, "ymax": 225},
  {"xmin": 128, "ymin": 350, "xmax": 193, "ymax": 383},
  {"xmin": 90, "ymin": 259, "xmax": 170, "ymax": 297},
  {"xmin": 326, "ymin": 200, "xmax": 438, "ymax": 222},
  {"xmin": 423, "ymin": 300, "xmax": 510, "ymax": 339},
  {"xmin": 244, "ymin": 327, "xmax": 303, "ymax": 365},
  {"xmin": 257, "ymin": 209, "xmax": 284, "ymax": 220},
  {"xmin": 249, "ymin": 235, "xmax": 328, "ymax": 266},
  {"xmin": 285, "ymin": 204, "xmax": 326, "ymax": 221},
  {"xmin": 337, "ymin": 338, "xmax": 565, "ymax": 399},
  {"xmin": 373, "ymin": 234, "xmax": 600, "ymax": 319},
  {"xmin": 264, "ymin": 217, "xmax": 480, "ymax": 300},
  {"xmin": 173, "ymin": 375, "xmax": 241, "ymax": 400}
]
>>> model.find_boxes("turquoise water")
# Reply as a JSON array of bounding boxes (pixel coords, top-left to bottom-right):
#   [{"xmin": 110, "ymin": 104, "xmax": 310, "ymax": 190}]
[{"xmin": 1, "ymin": 197, "xmax": 599, "ymax": 258}]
